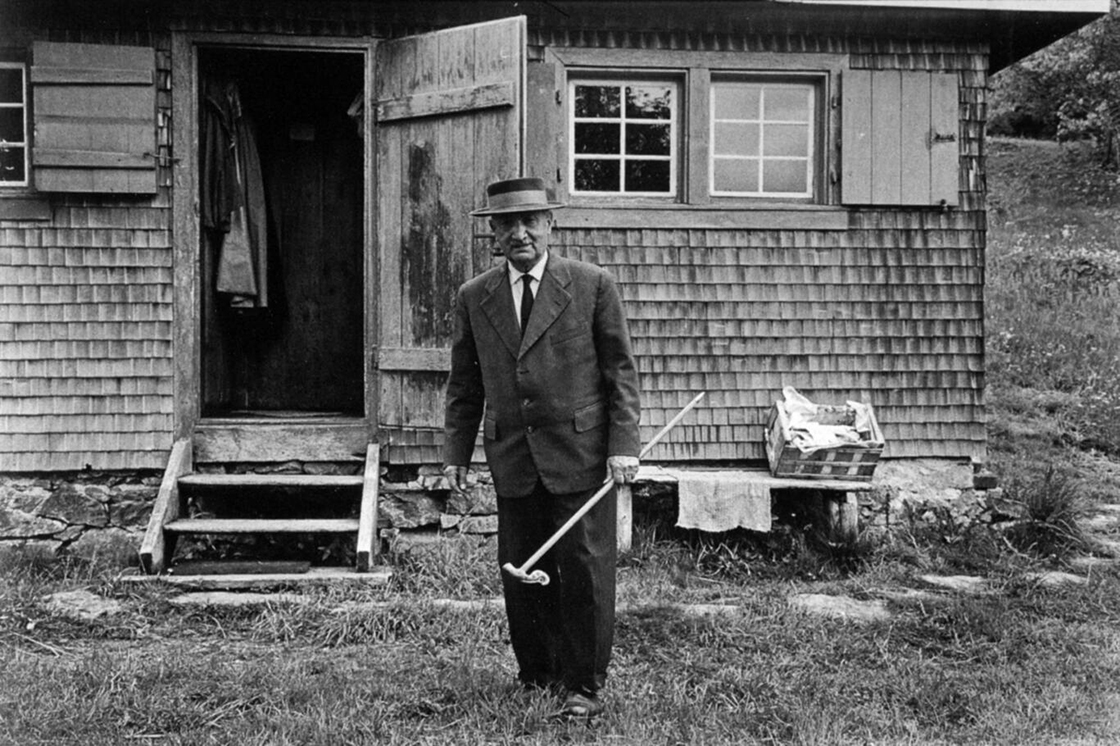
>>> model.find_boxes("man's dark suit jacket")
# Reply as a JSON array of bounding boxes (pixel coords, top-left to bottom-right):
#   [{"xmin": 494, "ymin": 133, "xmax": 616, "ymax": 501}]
[{"xmin": 444, "ymin": 254, "xmax": 641, "ymax": 498}]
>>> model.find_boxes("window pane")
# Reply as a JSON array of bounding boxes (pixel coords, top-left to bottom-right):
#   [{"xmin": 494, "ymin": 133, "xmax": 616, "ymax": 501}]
[
  {"xmin": 0, "ymin": 68, "xmax": 22, "ymax": 104},
  {"xmin": 713, "ymin": 122, "xmax": 759, "ymax": 157},
  {"xmin": 575, "ymin": 85, "xmax": 620, "ymax": 118},
  {"xmin": 0, "ymin": 145, "xmax": 26, "ymax": 183},
  {"xmin": 713, "ymin": 83, "xmax": 760, "ymax": 120},
  {"xmin": 625, "ymin": 160, "xmax": 671, "ymax": 192},
  {"xmin": 626, "ymin": 123, "xmax": 670, "ymax": 156},
  {"xmin": 762, "ymin": 160, "xmax": 807, "ymax": 193},
  {"xmin": 625, "ymin": 85, "xmax": 671, "ymax": 120},
  {"xmin": 0, "ymin": 108, "xmax": 24, "ymax": 143},
  {"xmin": 575, "ymin": 159, "xmax": 620, "ymax": 191},
  {"xmin": 574, "ymin": 122, "xmax": 620, "ymax": 154},
  {"xmin": 713, "ymin": 158, "xmax": 759, "ymax": 193},
  {"xmin": 764, "ymin": 124, "xmax": 809, "ymax": 157},
  {"xmin": 765, "ymin": 88, "xmax": 810, "ymax": 122}
]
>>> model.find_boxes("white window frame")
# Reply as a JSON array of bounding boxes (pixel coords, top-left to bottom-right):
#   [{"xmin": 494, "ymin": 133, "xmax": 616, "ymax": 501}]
[
  {"xmin": 568, "ymin": 76, "xmax": 681, "ymax": 199},
  {"xmin": 0, "ymin": 61, "xmax": 29, "ymax": 188},
  {"xmin": 709, "ymin": 77, "xmax": 819, "ymax": 200}
]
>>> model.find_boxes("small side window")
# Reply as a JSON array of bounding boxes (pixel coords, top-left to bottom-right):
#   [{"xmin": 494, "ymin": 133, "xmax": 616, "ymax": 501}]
[
  {"xmin": 710, "ymin": 78, "xmax": 818, "ymax": 199},
  {"xmin": 0, "ymin": 62, "xmax": 28, "ymax": 187},
  {"xmin": 569, "ymin": 78, "xmax": 679, "ymax": 197}
]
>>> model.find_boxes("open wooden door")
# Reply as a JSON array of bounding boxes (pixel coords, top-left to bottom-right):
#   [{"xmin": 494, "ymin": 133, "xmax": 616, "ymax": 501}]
[{"xmin": 375, "ymin": 17, "xmax": 525, "ymax": 463}]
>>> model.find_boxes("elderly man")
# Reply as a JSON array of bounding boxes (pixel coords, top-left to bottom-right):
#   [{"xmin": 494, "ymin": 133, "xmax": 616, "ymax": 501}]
[{"xmin": 443, "ymin": 177, "xmax": 641, "ymax": 718}]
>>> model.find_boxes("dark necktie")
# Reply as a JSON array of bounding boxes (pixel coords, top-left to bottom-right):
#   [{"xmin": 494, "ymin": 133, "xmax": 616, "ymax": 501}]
[{"xmin": 520, "ymin": 274, "xmax": 534, "ymax": 337}]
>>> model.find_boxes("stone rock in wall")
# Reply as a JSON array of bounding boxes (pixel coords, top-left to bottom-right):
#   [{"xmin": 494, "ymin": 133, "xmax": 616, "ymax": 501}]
[
  {"xmin": 0, "ymin": 479, "xmax": 52, "ymax": 513},
  {"xmin": 305, "ymin": 462, "xmax": 362, "ymax": 476},
  {"xmin": 445, "ymin": 481, "xmax": 498, "ymax": 515},
  {"xmin": 108, "ymin": 484, "xmax": 157, "ymax": 527},
  {"xmin": 379, "ymin": 492, "xmax": 445, "ymax": 529},
  {"xmin": 69, "ymin": 527, "xmax": 140, "ymax": 566},
  {"xmin": 0, "ymin": 507, "xmax": 66, "ymax": 538},
  {"xmin": 38, "ymin": 486, "xmax": 110, "ymax": 527},
  {"xmin": 875, "ymin": 459, "xmax": 974, "ymax": 495},
  {"xmin": 0, "ymin": 539, "xmax": 62, "ymax": 561},
  {"xmin": 458, "ymin": 515, "xmax": 499, "ymax": 534}
]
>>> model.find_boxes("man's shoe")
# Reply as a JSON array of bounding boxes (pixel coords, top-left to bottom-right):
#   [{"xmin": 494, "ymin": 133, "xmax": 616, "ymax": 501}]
[{"xmin": 560, "ymin": 690, "xmax": 604, "ymax": 719}]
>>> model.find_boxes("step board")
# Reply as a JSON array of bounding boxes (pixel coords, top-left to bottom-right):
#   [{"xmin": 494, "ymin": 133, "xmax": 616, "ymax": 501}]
[
  {"xmin": 122, "ymin": 566, "xmax": 393, "ymax": 590},
  {"xmin": 166, "ymin": 518, "xmax": 361, "ymax": 534},
  {"xmin": 179, "ymin": 474, "xmax": 364, "ymax": 489}
]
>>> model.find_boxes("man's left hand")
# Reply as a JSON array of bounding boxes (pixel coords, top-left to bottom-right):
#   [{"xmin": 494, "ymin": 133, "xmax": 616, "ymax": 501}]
[{"xmin": 607, "ymin": 455, "xmax": 640, "ymax": 484}]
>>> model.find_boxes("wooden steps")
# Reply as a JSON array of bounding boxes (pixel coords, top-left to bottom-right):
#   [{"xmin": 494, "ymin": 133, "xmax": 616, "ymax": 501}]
[{"xmin": 139, "ymin": 439, "xmax": 385, "ymax": 580}]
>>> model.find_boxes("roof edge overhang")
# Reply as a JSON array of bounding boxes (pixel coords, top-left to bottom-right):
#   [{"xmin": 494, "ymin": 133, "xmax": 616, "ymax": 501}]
[{"xmin": 767, "ymin": 0, "xmax": 1111, "ymax": 71}]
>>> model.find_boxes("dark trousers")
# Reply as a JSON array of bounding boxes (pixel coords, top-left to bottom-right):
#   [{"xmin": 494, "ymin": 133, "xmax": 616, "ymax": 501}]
[{"xmin": 497, "ymin": 481, "xmax": 617, "ymax": 695}]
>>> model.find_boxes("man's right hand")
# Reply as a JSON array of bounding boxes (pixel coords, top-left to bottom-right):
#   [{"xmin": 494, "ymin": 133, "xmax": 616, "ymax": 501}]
[{"xmin": 443, "ymin": 464, "xmax": 470, "ymax": 495}]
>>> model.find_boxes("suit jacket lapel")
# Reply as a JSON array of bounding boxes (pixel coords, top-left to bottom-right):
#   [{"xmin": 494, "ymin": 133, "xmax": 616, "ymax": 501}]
[
  {"xmin": 479, "ymin": 266, "xmax": 522, "ymax": 360},
  {"xmin": 519, "ymin": 257, "xmax": 572, "ymax": 358}
]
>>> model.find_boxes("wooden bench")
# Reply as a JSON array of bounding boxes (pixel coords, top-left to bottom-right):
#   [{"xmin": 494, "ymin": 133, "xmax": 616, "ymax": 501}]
[{"xmin": 616, "ymin": 465, "xmax": 875, "ymax": 551}]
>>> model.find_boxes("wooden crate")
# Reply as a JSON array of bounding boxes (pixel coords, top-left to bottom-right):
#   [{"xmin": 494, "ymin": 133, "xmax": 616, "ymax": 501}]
[{"xmin": 765, "ymin": 401, "xmax": 885, "ymax": 481}]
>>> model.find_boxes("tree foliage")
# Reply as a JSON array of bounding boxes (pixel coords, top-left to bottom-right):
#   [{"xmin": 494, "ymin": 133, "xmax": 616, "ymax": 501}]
[{"xmin": 990, "ymin": 3, "xmax": 1120, "ymax": 167}]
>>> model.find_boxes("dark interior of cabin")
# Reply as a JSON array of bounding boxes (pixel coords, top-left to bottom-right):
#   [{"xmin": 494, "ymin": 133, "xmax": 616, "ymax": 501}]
[{"xmin": 198, "ymin": 48, "xmax": 365, "ymax": 418}]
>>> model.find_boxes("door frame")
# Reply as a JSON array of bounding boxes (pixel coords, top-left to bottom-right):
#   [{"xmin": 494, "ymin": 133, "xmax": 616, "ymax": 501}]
[{"xmin": 171, "ymin": 32, "xmax": 378, "ymax": 457}]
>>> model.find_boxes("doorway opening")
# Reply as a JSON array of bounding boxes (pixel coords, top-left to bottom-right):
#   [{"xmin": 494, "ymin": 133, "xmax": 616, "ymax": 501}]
[{"xmin": 198, "ymin": 47, "xmax": 365, "ymax": 418}]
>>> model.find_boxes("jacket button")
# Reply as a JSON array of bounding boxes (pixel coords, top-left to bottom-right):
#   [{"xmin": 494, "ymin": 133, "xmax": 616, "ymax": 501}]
[
  {"xmin": 522, "ymin": 398, "xmax": 531, "ymax": 407},
  {"xmin": 526, "ymin": 426, "xmax": 534, "ymax": 434}
]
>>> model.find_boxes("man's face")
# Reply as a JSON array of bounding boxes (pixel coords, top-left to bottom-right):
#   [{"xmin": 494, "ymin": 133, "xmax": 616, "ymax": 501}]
[{"xmin": 491, "ymin": 210, "xmax": 553, "ymax": 273}]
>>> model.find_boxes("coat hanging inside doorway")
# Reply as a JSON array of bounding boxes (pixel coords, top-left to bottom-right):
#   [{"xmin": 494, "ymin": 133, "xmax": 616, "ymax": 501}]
[{"xmin": 200, "ymin": 76, "xmax": 269, "ymax": 308}]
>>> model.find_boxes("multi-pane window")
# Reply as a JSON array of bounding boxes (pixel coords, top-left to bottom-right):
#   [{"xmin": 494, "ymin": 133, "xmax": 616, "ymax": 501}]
[
  {"xmin": 710, "ymin": 80, "xmax": 816, "ymax": 198},
  {"xmin": 569, "ymin": 80, "xmax": 678, "ymax": 196},
  {"xmin": 0, "ymin": 62, "xmax": 28, "ymax": 187}
]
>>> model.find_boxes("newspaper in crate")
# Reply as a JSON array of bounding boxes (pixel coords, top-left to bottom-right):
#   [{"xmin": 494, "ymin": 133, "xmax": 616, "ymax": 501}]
[{"xmin": 782, "ymin": 387, "xmax": 876, "ymax": 455}]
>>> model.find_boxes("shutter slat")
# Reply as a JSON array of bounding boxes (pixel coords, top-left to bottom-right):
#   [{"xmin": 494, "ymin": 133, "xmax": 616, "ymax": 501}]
[
  {"xmin": 30, "ymin": 66, "xmax": 153, "ymax": 85},
  {"xmin": 871, "ymin": 70, "xmax": 902, "ymax": 205},
  {"xmin": 900, "ymin": 72, "xmax": 932, "ymax": 204},
  {"xmin": 930, "ymin": 73, "xmax": 960, "ymax": 206},
  {"xmin": 34, "ymin": 148, "xmax": 152, "ymax": 169},
  {"xmin": 841, "ymin": 69, "xmax": 872, "ymax": 205}
]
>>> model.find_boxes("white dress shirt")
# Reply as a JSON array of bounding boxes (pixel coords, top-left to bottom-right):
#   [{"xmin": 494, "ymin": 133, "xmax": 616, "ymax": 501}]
[{"xmin": 508, "ymin": 252, "xmax": 548, "ymax": 330}]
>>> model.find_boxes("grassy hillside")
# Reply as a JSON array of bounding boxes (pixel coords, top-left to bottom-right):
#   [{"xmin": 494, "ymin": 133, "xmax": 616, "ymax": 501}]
[{"xmin": 985, "ymin": 138, "xmax": 1120, "ymax": 492}]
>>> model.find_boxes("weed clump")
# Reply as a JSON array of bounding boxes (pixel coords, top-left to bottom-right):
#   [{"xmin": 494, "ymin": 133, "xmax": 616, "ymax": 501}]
[{"xmin": 1000, "ymin": 467, "xmax": 1088, "ymax": 559}]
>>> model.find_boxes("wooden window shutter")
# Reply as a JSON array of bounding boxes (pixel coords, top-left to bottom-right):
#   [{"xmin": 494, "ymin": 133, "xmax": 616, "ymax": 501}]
[
  {"xmin": 841, "ymin": 69, "xmax": 958, "ymax": 206},
  {"xmin": 30, "ymin": 41, "xmax": 157, "ymax": 194}
]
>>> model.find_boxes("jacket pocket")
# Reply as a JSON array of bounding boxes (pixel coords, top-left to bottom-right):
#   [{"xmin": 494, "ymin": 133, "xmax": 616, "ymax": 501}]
[
  {"xmin": 573, "ymin": 399, "xmax": 608, "ymax": 433},
  {"xmin": 484, "ymin": 412, "xmax": 498, "ymax": 440}
]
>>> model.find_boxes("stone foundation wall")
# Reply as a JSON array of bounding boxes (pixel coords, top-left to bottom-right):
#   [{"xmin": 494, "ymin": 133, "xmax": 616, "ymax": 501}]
[
  {"xmin": 0, "ymin": 473, "xmax": 159, "ymax": 565},
  {"xmin": 0, "ymin": 459, "xmax": 1005, "ymax": 565}
]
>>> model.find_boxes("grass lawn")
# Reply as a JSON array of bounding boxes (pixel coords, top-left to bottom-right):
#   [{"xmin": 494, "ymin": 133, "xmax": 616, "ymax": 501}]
[{"xmin": 3, "ymin": 138, "xmax": 1120, "ymax": 745}]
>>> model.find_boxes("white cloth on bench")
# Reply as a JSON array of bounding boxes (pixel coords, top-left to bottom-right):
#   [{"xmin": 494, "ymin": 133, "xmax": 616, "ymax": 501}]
[{"xmin": 674, "ymin": 471, "xmax": 771, "ymax": 533}]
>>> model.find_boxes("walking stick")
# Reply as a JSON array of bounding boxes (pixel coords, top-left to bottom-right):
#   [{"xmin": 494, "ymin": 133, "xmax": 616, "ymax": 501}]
[{"xmin": 501, "ymin": 392, "xmax": 706, "ymax": 585}]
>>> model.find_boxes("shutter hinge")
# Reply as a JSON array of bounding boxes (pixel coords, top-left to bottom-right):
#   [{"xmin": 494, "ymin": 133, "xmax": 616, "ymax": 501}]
[
  {"xmin": 930, "ymin": 131, "xmax": 957, "ymax": 145},
  {"xmin": 555, "ymin": 90, "xmax": 562, "ymax": 105}
]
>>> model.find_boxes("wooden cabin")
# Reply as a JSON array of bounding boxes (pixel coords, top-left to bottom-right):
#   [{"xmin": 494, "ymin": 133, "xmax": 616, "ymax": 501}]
[{"xmin": 0, "ymin": 0, "xmax": 1109, "ymax": 479}]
